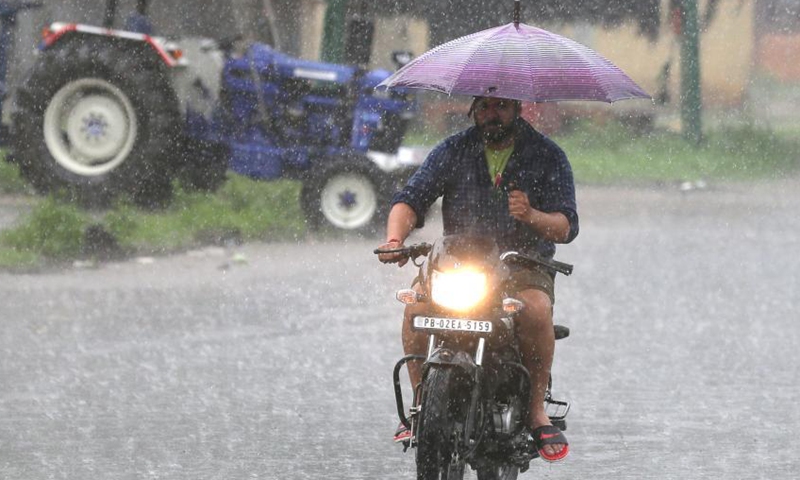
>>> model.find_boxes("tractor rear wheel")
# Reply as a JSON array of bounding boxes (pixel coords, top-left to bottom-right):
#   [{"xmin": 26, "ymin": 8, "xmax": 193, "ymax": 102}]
[{"xmin": 11, "ymin": 37, "xmax": 181, "ymax": 208}]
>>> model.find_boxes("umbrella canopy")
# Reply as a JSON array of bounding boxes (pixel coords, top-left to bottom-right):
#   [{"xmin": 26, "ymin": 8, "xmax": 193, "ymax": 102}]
[{"xmin": 378, "ymin": 21, "xmax": 650, "ymax": 104}]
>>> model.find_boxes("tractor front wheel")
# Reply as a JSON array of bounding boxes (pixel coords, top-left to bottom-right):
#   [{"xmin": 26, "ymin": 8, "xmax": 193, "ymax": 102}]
[{"xmin": 301, "ymin": 159, "xmax": 389, "ymax": 233}]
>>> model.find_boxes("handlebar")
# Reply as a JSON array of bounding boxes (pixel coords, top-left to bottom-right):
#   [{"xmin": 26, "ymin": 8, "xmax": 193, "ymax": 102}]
[
  {"xmin": 373, "ymin": 242, "xmax": 432, "ymax": 261},
  {"xmin": 374, "ymin": 243, "xmax": 573, "ymax": 276},
  {"xmin": 500, "ymin": 251, "xmax": 574, "ymax": 276}
]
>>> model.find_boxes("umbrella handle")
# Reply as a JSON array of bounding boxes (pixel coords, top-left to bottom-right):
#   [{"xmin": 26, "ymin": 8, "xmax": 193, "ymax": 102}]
[{"xmin": 513, "ymin": 0, "xmax": 520, "ymax": 27}]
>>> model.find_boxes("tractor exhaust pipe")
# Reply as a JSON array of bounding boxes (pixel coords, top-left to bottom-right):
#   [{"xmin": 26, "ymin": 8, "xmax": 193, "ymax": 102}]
[
  {"xmin": 103, "ymin": 0, "xmax": 118, "ymax": 28},
  {"xmin": 105, "ymin": 0, "xmax": 149, "ymax": 31}
]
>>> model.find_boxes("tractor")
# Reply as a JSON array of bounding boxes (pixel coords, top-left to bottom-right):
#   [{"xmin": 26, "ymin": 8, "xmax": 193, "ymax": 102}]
[{"xmin": 1, "ymin": 1, "xmax": 417, "ymax": 231}]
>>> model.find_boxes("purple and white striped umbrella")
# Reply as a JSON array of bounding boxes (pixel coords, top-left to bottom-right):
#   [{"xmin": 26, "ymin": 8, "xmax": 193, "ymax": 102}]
[{"xmin": 378, "ymin": 22, "xmax": 650, "ymax": 103}]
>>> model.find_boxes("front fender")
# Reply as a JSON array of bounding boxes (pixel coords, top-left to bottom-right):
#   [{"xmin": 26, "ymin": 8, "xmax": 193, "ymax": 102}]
[
  {"xmin": 426, "ymin": 348, "xmax": 479, "ymax": 377},
  {"xmin": 43, "ymin": 23, "xmax": 184, "ymax": 67}
]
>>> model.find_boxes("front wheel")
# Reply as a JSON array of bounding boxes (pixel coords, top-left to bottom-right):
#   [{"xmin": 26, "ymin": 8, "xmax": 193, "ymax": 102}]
[{"xmin": 415, "ymin": 366, "xmax": 466, "ymax": 480}]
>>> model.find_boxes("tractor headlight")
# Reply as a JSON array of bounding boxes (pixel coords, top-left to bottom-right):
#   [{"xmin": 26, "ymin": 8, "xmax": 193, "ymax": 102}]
[{"xmin": 430, "ymin": 268, "xmax": 487, "ymax": 311}]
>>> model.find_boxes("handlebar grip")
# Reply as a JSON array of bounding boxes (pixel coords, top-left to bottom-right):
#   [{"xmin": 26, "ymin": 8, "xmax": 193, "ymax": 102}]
[
  {"xmin": 374, "ymin": 243, "xmax": 432, "ymax": 260},
  {"xmin": 373, "ymin": 247, "xmax": 406, "ymax": 255},
  {"xmin": 548, "ymin": 258, "xmax": 574, "ymax": 276}
]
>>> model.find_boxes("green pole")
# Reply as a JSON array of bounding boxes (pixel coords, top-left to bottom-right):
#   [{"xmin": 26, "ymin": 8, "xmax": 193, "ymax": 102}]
[
  {"xmin": 680, "ymin": 0, "xmax": 703, "ymax": 144},
  {"xmin": 321, "ymin": 0, "xmax": 347, "ymax": 63}
]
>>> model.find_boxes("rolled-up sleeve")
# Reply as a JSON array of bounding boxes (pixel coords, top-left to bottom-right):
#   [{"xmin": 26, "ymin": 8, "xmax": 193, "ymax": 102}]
[
  {"xmin": 538, "ymin": 147, "xmax": 579, "ymax": 243},
  {"xmin": 391, "ymin": 141, "xmax": 453, "ymax": 229}
]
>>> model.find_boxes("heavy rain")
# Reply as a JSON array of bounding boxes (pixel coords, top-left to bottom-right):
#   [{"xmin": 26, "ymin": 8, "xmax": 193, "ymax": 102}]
[{"xmin": 0, "ymin": 1, "xmax": 799, "ymax": 479}]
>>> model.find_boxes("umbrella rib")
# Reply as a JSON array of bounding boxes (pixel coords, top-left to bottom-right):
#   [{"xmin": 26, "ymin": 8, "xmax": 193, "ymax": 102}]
[
  {"xmin": 522, "ymin": 27, "xmax": 539, "ymax": 103},
  {"xmin": 454, "ymin": 28, "xmax": 502, "ymax": 97},
  {"xmin": 536, "ymin": 26, "xmax": 627, "ymax": 102},
  {"xmin": 413, "ymin": 29, "xmax": 490, "ymax": 96}
]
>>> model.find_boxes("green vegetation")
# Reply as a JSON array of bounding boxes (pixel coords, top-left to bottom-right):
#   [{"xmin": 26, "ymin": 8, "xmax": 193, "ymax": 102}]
[
  {"xmin": 103, "ymin": 176, "xmax": 304, "ymax": 253},
  {"xmin": 1, "ymin": 196, "xmax": 86, "ymax": 259},
  {"xmin": 0, "ymin": 174, "xmax": 305, "ymax": 270},
  {"xmin": 555, "ymin": 121, "xmax": 800, "ymax": 184},
  {"xmin": 405, "ymin": 119, "xmax": 800, "ymax": 184},
  {"xmin": 0, "ymin": 156, "xmax": 33, "ymax": 194}
]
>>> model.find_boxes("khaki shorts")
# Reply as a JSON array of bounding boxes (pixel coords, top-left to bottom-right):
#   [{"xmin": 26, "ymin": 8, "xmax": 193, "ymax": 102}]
[{"xmin": 505, "ymin": 266, "xmax": 556, "ymax": 305}]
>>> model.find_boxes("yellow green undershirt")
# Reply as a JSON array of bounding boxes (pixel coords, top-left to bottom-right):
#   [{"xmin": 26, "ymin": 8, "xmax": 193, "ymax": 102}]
[{"xmin": 485, "ymin": 145, "xmax": 514, "ymax": 187}]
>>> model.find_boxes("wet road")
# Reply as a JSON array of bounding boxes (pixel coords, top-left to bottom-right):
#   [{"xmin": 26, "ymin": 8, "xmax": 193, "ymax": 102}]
[{"xmin": 1, "ymin": 179, "xmax": 799, "ymax": 479}]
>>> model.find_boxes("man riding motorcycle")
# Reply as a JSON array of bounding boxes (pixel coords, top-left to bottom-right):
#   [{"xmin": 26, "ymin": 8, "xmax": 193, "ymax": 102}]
[{"xmin": 377, "ymin": 96, "xmax": 578, "ymax": 462}]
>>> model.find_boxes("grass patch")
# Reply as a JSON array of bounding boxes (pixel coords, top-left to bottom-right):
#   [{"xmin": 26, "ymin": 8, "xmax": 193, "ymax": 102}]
[
  {"xmin": 0, "ymin": 246, "xmax": 40, "ymax": 270},
  {"xmin": 0, "ymin": 174, "xmax": 306, "ymax": 269},
  {"xmin": 554, "ymin": 121, "xmax": 800, "ymax": 184},
  {"xmin": 1, "ymin": 196, "xmax": 87, "ymax": 259},
  {"xmin": 0, "ymin": 154, "xmax": 34, "ymax": 195},
  {"xmin": 106, "ymin": 176, "xmax": 304, "ymax": 253}
]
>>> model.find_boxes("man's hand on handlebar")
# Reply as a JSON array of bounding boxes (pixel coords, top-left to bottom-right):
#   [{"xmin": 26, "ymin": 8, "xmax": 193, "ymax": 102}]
[{"xmin": 376, "ymin": 239, "xmax": 409, "ymax": 267}]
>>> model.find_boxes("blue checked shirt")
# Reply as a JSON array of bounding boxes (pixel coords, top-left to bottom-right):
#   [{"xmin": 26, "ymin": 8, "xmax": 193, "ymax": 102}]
[{"xmin": 391, "ymin": 119, "xmax": 579, "ymax": 258}]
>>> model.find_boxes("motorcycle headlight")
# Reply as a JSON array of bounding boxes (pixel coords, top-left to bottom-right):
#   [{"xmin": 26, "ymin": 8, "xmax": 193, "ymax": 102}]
[{"xmin": 430, "ymin": 268, "xmax": 488, "ymax": 311}]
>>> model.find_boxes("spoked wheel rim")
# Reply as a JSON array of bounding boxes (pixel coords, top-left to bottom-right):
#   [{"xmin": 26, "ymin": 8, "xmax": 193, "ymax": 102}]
[
  {"xmin": 43, "ymin": 77, "xmax": 138, "ymax": 177},
  {"xmin": 319, "ymin": 172, "xmax": 378, "ymax": 229}
]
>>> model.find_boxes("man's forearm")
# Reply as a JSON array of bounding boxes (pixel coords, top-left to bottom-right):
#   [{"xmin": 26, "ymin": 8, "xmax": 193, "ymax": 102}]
[
  {"xmin": 524, "ymin": 209, "xmax": 571, "ymax": 243},
  {"xmin": 386, "ymin": 203, "xmax": 418, "ymax": 243}
]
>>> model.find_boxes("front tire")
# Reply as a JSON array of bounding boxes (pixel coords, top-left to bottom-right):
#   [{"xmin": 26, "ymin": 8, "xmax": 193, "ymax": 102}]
[
  {"xmin": 416, "ymin": 366, "xmax": 466, "ymax": 480},
  {"xmin": 11, "ymin": 37, "xmax": 181, "ymax": 208}
]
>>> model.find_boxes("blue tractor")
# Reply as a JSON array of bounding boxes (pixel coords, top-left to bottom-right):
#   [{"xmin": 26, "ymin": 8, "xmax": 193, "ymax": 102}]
[{"xmin": 2, "ymin": 1, "xmax": 417, "ymax": 231}]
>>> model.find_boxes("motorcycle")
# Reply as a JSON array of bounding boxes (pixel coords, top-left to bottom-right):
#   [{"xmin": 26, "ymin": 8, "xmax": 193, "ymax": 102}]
[{"xmin": 375, "ymin": 234, "xmax": 573, "ymax": 480}]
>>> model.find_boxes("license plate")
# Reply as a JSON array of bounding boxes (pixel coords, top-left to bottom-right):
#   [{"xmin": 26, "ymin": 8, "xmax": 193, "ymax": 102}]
[{"xmin": 413, "ymin": 316, "xmax": 493, "ymax": 333}]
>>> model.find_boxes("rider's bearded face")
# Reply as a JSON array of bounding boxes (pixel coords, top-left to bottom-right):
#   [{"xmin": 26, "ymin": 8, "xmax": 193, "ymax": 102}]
[{"xmin": 472, "ymin": 98, "xmax": 519, "ymax": 144}]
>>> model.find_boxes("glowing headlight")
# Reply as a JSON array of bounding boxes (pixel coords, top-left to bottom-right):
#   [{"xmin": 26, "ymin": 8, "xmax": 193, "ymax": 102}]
[{"xmin": 430, "ymin": 268, "xmax": 488, "ymax": 311}]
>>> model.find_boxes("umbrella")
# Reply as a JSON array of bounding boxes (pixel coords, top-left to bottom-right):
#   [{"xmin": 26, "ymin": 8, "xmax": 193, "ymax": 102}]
[{"xmin": 378, "ymin": 2, "xmax": 650, "ymax": 103}]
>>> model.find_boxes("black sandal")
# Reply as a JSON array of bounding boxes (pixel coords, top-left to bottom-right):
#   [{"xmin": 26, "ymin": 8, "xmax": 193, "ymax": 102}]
[{"xmin": 531, "ymin": 425, "xmax": 569, "ymax": 462}]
